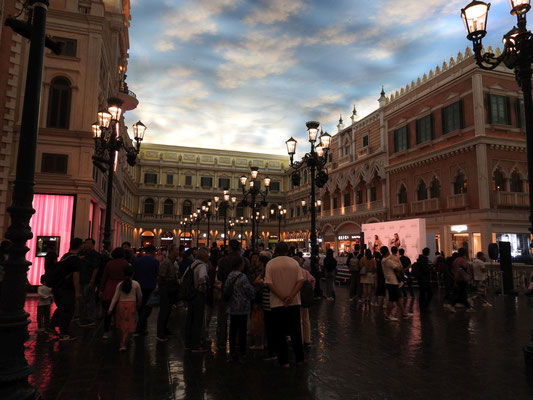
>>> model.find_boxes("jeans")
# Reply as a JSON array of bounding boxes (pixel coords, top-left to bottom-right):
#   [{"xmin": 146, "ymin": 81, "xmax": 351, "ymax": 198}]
[
  {"xmin": 272, "ymin": 305, "xmax": 304, "ymax": 365},
  {"xmin": 229, "ymin": 314, "xmax": 248, "ymax": 360},
  {"xmin": 185, "ymin": 293, "xmax": 206, "ymax": 349},
  {"xmin": 216, "ymin": 299, "xmax": 229, "ymax": 348},
  {"xmin": 37, "ymin": 304, "xmax": 51, "ymax": 329},
  {"xmin": 325, "ymin": 272, "xmax": 336, "ymax": 299},
  {"xmin": 79, "ymin": 283, "xmax": 96, "ymax": 324},
  {"xmin": 349, "ymin": 271, "xmax": 360, "ymax": 298},
  {"xmin": 136, "ymin": 288, "xmax": 154, "ymax": 333},
  {"xmin": 157, "ymin": 281, "xmax": 178, "ymax": 338},
  {"xmin": 51, "ymin": 288, "xmax": 75, "ymax": 335},
  {"xmin": 418, "ymin": 281, "xmax": 433, "ymax": 310}
]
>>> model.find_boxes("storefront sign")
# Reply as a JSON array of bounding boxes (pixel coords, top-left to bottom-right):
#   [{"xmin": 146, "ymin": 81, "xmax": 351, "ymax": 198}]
[
  {"xmin": 451, "ymin": 225, "xmax": 468, "ymax": 233},
  {"xmin": 338, "ymin": 235, "xmax": 361, "ymax": 240}
]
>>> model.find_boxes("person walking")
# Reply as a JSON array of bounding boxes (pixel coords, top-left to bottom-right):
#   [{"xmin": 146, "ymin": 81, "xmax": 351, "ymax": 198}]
[
  {"xmin": 264, "ymin": 242, "xmax": 305, "ymax": 368},
  {"xmin": 448, "ymin": 248, "xmax": 475, "ymax": 312},
  {"xmin": 108, "ymin": 265, "xmax": 142, "ymax": 351},
  {"xmin": 156, "ymin": 244, "xmax": 180, "ymax": 341},
  {"xmin": 382, "ymin": 246, "xmax": 412, "ymax": 321},
  {"xmin": 374, "ymin": 251, "xmax": 385, "ymax": 307},
  {"xmin": 348, "ymin": 244, "xmax": 361, "ymax": 301},
  {"xmin": 49, "ymin": 238, "xmax": 83, "ymax": 341},
  {"xmin": 324, "ymin": 249, "xmax": 337, "ymax": 301},
  {"xmin": 471, "ymin": 251, "xmax": 492, "ymax": 307},
  {"xmin": 399, "ymin": 248, "xmax": 414, "ymax": 298},
  {"xmin": 100, "ymin": 247, "xmax": 128, "ymax": 339},
  {"xmin": 414, "ymin": 247, "xmax": 433, "ymax": 312},
  {"xmin": 184, "ymin": 248, "xmax": 209, "ymax": 352},
  {"xmin": 133, "ymin": 245, "xmax": 160, "ymax": 335},
  {"xmin": 37, "ymin": 274, "xmax": 53, "ymax": 333},
  {"xmin": 223, "ymin": 254, "xmax": 255, "ymax": 363},
  {"xmin": 359, "ymin": 249, "xmax": 376, "ymax": 304},
  {"xmin": 216, "ymin": 239, "xmax": 246, "ymax": 350},
  {"xmin": 77, "ymin": 240, "xmax": 100, "ymax": 327}
]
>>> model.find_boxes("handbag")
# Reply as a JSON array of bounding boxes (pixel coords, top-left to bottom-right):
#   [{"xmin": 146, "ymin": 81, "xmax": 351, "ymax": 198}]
[{"xmin": 146, "ymin": 291, "xmax": 160, "ymax": 307}]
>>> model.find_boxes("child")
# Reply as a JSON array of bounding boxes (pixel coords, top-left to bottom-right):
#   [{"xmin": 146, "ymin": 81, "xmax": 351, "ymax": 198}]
[
  {"xmin": 37, "ymin": 275, "xmax": 53, "ymax": 332},
  {"xmin": 223, "ymin": 254, "xmax": 255, "ymax": 363},
  {"xmin": 108, "ymin": 265, "xmax": 142, "ymax": 351}
]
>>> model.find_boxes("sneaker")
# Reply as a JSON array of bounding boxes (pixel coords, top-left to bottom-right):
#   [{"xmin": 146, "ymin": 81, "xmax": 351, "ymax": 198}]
[
  {"xmin": 482, "ymin": 302, "xmax": 493, "ymax": 308},
  {"xmin": 384, "ymin": 315, "xmax": 399, "ymax": 322},
  {"xmin": 465, "ymin": 308, "xmax": 476, "ymax": 313},
  {"xmin": 156, "ymin": 336, "xmax": 168, "ymax": 342},
  {"xmin": 58, "ymin": 335, "xmax": 77, "ymax": 341},
  {"xmin": 102, "ymin": 332, "xmax": 110, "ymax": 339}
]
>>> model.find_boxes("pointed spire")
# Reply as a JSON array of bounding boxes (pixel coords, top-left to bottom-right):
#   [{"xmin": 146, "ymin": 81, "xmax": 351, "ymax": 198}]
[
  {"xmin": 339, "ymin": 114, "xmax": 343, "ymax": 124},
  {"xmin": 351, "ymin": 105, "xmax": 359, "ymax": 124},
  {"xmin": 380, "ymin": 85, "xmax": 385, "ymax": 97},
  {"xmin": 379, "ymin": 86, "xmax": 387, "ymax": 108},
  {"xmin": 337, "ymin": 114, "xmax": 345, "ymax": 132}
]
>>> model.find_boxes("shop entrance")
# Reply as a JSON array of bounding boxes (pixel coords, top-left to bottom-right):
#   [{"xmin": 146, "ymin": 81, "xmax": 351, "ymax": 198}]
[
  {"xmin": 141, "ymin": 231, "xmax": 155, "ymax": 248},
  {"xmin": 451, "ymin": 233, "xmax": 469, "ymax": 253}
]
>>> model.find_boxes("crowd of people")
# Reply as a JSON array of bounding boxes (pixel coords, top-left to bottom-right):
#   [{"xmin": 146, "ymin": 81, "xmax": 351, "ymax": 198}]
[{"xmin": 31, "ymin": 235, "xmax": 531, "ymax": 366}]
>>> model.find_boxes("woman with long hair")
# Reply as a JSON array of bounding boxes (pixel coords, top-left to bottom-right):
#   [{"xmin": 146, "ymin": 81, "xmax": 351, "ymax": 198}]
[
  {"xmin": 324, "ymin": 248, "xmax": 337, "ymax": 301},
  {"xmin": 108, "ymin": 265, "xmax": 142, "ymax": 351},
  {"xmin": 359, "ymin": 249, "xmax": 376, "ymax": 304}
]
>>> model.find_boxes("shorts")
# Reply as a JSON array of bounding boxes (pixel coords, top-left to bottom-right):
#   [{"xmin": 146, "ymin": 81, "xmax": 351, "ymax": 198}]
[{"xmin": 386, "ymin": 284, "xmax": 401, "ymax": 302}]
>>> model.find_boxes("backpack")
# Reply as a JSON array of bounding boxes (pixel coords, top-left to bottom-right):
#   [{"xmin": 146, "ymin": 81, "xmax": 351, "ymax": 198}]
[
  {"xmin": 178, "ymin": 263, "xmax": 199, "ymax": 301},
  {"xmin": 223, "ymin": 273, "xmax": 243, "ymax": 302},
  {"xmin": 300, "ymin": 280, "xmax": 314, "ymax": 308},
  {"xmin": 46, "ymin": 254, "xmax": 76, "ymax": 289},
  {"xmin": 348, "ymin": 256, "xmax": 359, "ymax": 272},
  {"xmin": 411, "ymin": 261, "xmax": 420, "ymax": 279}
]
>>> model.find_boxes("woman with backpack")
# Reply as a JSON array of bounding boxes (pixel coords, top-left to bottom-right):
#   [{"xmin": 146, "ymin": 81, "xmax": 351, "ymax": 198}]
[
  {"xmin": 324, "ymin": 249, "xmax": 337, "ymax": 301},
  {"xmin": 223, "ymin": 254, "xmax": 255, "ymax": 363},
  {"xmin": 108, "ymin": 265, "xmax": 142, "ymax": 351}
]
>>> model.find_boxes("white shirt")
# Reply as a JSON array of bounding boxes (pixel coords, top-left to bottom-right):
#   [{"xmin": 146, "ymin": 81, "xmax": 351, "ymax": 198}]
[
  {"xmin": 264, "ymin": 256, "xmax": 304, "ymax": 308},
  {"xmin": 472, "ymin": 258, "xmax": 486, "ymax": 281}
]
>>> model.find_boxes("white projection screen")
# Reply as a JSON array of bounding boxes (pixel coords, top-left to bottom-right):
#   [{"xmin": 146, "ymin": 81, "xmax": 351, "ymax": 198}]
[{"xmin": 362, "ymin": 218, "xmax": 427, "ymax": 260}]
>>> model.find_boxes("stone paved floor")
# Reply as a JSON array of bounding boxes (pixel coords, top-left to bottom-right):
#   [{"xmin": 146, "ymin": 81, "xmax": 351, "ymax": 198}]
[{"xmin": 24, "ymin": 287, "xmax": 533, "ymax": 400}]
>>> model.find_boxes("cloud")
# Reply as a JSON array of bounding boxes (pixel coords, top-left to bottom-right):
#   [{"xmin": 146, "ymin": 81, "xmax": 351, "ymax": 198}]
[
  {"xmin": 155, "ymin": 39, "xmax": 176, "ymax": 52},
  {"xmin": 378, "ymin": 0, "xmax": 465, "ymax": 26},
  {"xmin": 244, "ymin": 0, "xmax": 307, "ymax": 25},
  {"xmin": 216, "ymin": 29, "xmax": 302, "ymax": 88},
  {"xmin": 159, "ymin": 0, "xmax": 238, "ymax": 43}
]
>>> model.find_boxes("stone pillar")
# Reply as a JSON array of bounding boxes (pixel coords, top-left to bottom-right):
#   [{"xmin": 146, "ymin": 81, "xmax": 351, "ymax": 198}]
[
  {"xmin": 476, "ymin": 144, "xmax": 491, "ymax": 209},
  {"xmin": 472, "ymin": 73, "xmax": 486, "ymax": 137}
]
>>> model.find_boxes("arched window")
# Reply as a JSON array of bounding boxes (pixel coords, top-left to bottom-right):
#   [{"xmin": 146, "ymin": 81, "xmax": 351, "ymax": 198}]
[
  {"xmin": 453, "ymin": 171, "xmax": 468, "ymax": 194},
  {"xmin": 492, "ymin": 168, "xmax": 506, "ymax": 191},
  {"xmin": 417, "ymin": 180, "xmax": 428, "ymax": 201},
  {"xmin": 47, "ymin": 77, "xmax": 72, "ymax": 129},
  {"xmin": 510, "ymin": 170, "xmax": 523, "ymax": 193},
  {"xmin": 429, "ymin": 178, "xmax": 441, "ymax": 199},
  {"xmin": 144, "ymin": 198, "xmax": 155, "ymax": 215},
  {"xmin": 398, "ymin": 185, "xmax": 407, "ymax": 204},
  {"xmin": 163, "ymin": 199, "xmax": 173, "ymax": 215},
  {"xmin": 182, "ymin": 200, "xmax": 192, "ymax": 216}
]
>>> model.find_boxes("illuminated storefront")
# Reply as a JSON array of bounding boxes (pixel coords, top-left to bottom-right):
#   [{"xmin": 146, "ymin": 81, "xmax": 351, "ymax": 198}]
[
  {"xmin": 141, "ymin": 231, "xmax": 155, "ymax": 248},
  {"xmin": 27, "ymin": 194, "xmax": 75, "ymax": 285}
]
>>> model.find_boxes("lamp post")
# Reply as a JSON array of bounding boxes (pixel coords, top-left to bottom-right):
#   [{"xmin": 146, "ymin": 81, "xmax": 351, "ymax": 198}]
[
  {"xmin": 201, "ymin": 201, "xmax": 213, "ymax": 247},
  {"xmin": 235, "ymin": 217, "xmax": 248, "ymax": 247},
  {"xmin": 0, "ymin": 2, "xmax": 63, "ymax": 398},
  {"xmin": 91, "ymin": 99, "xmax": 145, "ymax": 251},
  {"xmin": 194, "ymin": 209, "xmax": 201, "ymax": 248},
  {"xmin": 239, "ymin": 167, "xmax": 271, "ymax": 250},
  {"xmin": 270, "ymin": 204, "xmax": 287, "ymax": 241},
  {"xmin": 286, "ymin": 121, "xmax": 330, "ymax": 281},
  {"xmin": 460, "ymin": 0, "xmax": 533, "ymax": 365},
  {"xmin": 213, "ymin": 190, "xmax": 236, "ymax": 247}
]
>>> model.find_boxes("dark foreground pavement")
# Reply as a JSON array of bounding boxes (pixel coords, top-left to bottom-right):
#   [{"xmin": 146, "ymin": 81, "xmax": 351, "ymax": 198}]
[{"xmin": 25, "ymin": 287, "xmax": 533, "ymax": 400}]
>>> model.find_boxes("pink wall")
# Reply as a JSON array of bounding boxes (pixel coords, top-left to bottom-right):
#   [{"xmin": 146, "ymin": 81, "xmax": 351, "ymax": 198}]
[{"xmin": 27, "ymin": 194, "xmax": 75, "ymax": 285}]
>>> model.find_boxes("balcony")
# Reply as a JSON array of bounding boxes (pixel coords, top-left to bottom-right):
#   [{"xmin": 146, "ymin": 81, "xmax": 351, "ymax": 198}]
[
  {"xmin": 495, "ymin": 192, "xmax": 529, "ymax": 208},
  {"xmin": 117, "ymin": 79, "xmax": 139, "ymax": 111},
  {"xmin": 391, "ymin": 203, "xmax": 408, "ymax": 216},
  {"xmin": 357, "ymin": 147, "xmax": 369, "ymax": 157},
  {"xmin": 447, "ymin": 193, "xmax": 468, "ymax": 209},
  {"xmin": 411, "ymin": 198, "xmax": 440, "ymax": 213}
]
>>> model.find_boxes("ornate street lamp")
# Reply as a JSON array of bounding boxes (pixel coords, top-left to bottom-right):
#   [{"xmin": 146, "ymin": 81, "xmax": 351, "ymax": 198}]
[
  {"xmin": 270, "ymin": 203, "xmax": 286, "ymax": 241},
  {"xmin": 286, "ymin": 121, "xmax": 330, "ymax": 284},
  {"xmin": 239, "ymin": 167, "xmax": 270, "ymax": 250},
  {"xmin": 91, "ymin": 98, "xmax": 145, "ymax": 251},
  {"xmin": 460, "ymin": 0, "xmax": 533, "ymax": 365},
  {"xmin": 235, "ymin": 217, "xmax": 248, "ymax": 247},
  {"xmin": 213, "ymin": 189, "xmax": 236, "ymax": 247},
  {"xmin": 0, "ymin": 2, "xmax": 63, "ymax": 398},
  {"xmin": 201, "ymin": 201, "xmax": 213, "ymax": 247}
]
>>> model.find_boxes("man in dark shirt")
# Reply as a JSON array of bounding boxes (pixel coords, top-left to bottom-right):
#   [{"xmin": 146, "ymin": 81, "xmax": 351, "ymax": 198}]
[
  {"xmin": 399, "ymin": 248, "xmax": 414, "ymax": 298},
  {"xmin": 134, "ymin": 245, "xmax": 160, "ymax": 335},
  {"xmin": 415, "ymin": 247, "xmax": 433, "ymax": 312},
  {"xmin": 122, "ymin": 241, "xmax": 136, "ymax": 265},
  {"xmin": 50, "ymin": 237, "xmax": 83, "ymax": 340},
  {"xmin": 77, "ymin": 239, "xmax": 100, "ymax": 327}
]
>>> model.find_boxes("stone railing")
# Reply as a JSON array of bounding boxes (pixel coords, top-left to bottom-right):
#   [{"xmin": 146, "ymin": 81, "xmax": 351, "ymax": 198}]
[
  {"xmin": 447, "ymin": 193, "xmax": 468, "ymax": 209},
  {"xmin": 495, "ymin": 192, "xmax": 529, "ymax": 208},
  {"xmin": 391, "ymin": 203, "xmax": 407, "ymax": 216},
  {"xmin": 485, "ymin": 262, "xmax": 532, "ymax": 293},
  {"xmin": 411, "ymin": 198, "xmax": 439, "ymax": 213}
]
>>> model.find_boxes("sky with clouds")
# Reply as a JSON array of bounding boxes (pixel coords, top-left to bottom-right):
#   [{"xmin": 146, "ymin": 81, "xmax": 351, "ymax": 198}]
[{"xmin": 125, "ymin": 0, "xmax": 516, "ymax": 156}]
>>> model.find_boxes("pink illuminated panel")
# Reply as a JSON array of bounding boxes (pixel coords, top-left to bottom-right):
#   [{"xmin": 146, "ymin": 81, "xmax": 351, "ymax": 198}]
[{"xmin": 27, "ymin": 194, "xmax": 75, "ymax": 285}]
